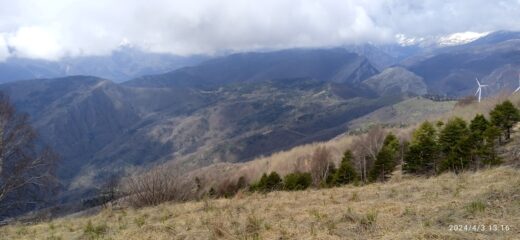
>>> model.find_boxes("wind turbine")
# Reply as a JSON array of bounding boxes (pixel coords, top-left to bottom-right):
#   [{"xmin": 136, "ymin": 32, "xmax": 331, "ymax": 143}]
[
  {"xmin": 514, "ymin": 73, "xmax": 520, "ymax": 93},
  {"xmin": 475, "ymin": 78, "xmax": 488, "ymax": 102}
]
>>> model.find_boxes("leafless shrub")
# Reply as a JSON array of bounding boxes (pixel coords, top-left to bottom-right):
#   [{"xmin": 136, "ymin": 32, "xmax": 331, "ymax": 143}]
[
  {"xmin": 122, "ymin": 166, "xmax": 179, "ymax": 208},
  {"xmin": 213, "ymin": 176, "xmax": 247, "ymax": 198},
  {"xmin": 310, "ymin": 146, "xmax": 332, "ymax": 186}
]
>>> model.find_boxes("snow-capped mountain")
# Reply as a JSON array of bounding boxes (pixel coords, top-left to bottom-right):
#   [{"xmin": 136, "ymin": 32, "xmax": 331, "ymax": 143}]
[
  {"xmin": 437, "ymin": 32, "xmax": 490, "ymax": 46},
  {"xmin": 396, "ymin": 31, "xmax": 489, "ymax": 48}
]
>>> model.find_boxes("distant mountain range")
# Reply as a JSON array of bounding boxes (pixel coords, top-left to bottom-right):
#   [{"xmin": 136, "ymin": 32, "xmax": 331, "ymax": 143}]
[
  {"xmin": 1, "ymin": 31, "xmax": 520, "ymax": 201},
  {"xmin": 0, "ymin": 47, "xmax": 207, "ymax": 83},
  {"xmin": 126, "ymin": 48, "xmax": 379, "ymax": 88},
  {"xmin": 402, "ymin": 31, "xmax": 520, "ymax": 96}
]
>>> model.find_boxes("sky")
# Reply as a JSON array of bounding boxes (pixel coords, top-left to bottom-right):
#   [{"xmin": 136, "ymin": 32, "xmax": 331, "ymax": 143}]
[{"xmin": 1, "ymin": 0, "xmax": 520, "ymax": 61}]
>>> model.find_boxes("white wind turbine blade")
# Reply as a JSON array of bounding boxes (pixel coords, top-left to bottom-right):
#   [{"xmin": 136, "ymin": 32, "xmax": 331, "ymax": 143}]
[
  {"xmin": 516, "ymin": 74, "xmax": 520, "ymax": 93},
  {"xmin": 476, "ymin": 77, "xmax": 481, "ymax": 86},
  {"xmin": 475, "ymin": 87, "xmax": 480, "ymax": 96}
]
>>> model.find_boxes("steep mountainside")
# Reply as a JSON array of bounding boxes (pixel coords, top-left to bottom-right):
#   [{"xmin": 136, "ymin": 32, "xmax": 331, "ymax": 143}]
[
  {"xmin": 343, "ymin": 44, "xmax": 422, "ymax": 71},
  {"xmin": 1, "ymin": 77, "xmax": 140, "ymax": 180},
  {"xmin": 0, "ymin": 76, "xmax": 212, "ymax": 181},
  {"xmin": 363, "ymin": 67, "xmax": 427, "ymax": 96}
]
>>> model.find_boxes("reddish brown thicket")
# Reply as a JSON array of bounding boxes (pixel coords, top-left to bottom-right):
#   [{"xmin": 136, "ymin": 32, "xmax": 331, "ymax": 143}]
[{"xmin": 213, "ymin": 176, "xmax": 247, "ymax": 198}]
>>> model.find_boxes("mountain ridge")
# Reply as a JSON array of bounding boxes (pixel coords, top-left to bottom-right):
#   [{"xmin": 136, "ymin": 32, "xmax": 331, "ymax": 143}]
[{"xmin": 125, "ymin": 48, "xmax": 379, "ymax": 88}]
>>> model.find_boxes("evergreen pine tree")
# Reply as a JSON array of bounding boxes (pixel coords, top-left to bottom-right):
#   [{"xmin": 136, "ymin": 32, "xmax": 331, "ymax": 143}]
[
  {"xmin": 283, "ymin": 172, "xmax": 312, "ymax": 191},
  {"xmin": 470, "ymin": 114, "xmax": 489, "ymax": 139},
  {"xmin": 441, "ymin": 134, "xmax": 475, "ymax": 173},
  {"xmin": 258, "ymin": 173, "xmax": 268, "ymax": 187},
  {"xmin": 403, "ymin": 121, "xmax": 439, "ymax": 175},
  {"xmin": 438, "ymin": 117, "xmax": 472, "ymax": 173},
  {"xmin": 332, "ymin": 150, "xmax": 358, "ymax": 185},
  {"xmin": 250, "ymin": 173, "xmax": 267, "ymax": 192},
  {"xmin": 266, "ymin": 172, "xmax": 282, "ymax": 191},
  {"xmin": 469, "ymin": 114, "xmax": 490, "ymax": 169},
  {"xmin": 250, "ymin": 172, "xmax": 283, "ymax": 192},
  {"xmin": 481, "ymin": 125, "xmax": 502, "ymax": 166},
  {"xmin": 490, "ymin": 100, "xmax": 520, "ymax": 141},
  {"xmin": 438, "ymin": 117, "xmax": 470, "ymax": 156},
  {"xmin": 369, "ymin": 133, "xmax": 400, "ymax": 182}
]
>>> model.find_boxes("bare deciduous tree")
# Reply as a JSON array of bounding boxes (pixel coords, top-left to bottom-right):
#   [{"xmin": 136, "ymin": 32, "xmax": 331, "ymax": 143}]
[
  {"xmin": 122, "ymin": 166, "xmax": 179, "ymax": 208},
  {"xmin": 95, "ymin": 174, "xmax": 121, "ymax": 208},
  {"xmin": 310, "ymin": 146, "xmax": 332, "ymax": 186},
  {"xmin": 0, "ymin": 93, "xmax": 58, "ymax": 218},
  {"xmin": 351, "ymin": 125, "xmax": 386, "ymax": 183}
]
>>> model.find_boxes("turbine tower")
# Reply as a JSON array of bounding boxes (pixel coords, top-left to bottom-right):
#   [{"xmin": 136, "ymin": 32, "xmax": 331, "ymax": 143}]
[
  {"xmin": 475, "ymin": 78, "xmax": 488, "ymax": 102},
  {"xmin": 515, "ymin": 73, "xmax": 520, "ymax": 93}
]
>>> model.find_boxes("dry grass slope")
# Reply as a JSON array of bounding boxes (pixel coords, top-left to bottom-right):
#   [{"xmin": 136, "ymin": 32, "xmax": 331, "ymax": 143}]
[
  {"xmin": 1, "ymin": 166, "xmax": 519, "ymax": 240},
  {"xmin": 348, "ymin": 97, "xmax": 457, "ymax": 131}
]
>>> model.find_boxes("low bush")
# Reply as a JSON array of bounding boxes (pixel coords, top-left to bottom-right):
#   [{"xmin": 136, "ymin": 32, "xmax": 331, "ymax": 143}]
[
  {"xmin": 283, "ymin": 172, "xmax": 312, "ymax": 191},
  {"xmin": 250, "ymin": 172, "xmax": 283, "ymax": 192}
]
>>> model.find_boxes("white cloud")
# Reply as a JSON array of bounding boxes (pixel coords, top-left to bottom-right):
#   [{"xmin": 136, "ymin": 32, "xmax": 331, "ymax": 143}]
[
  {"xmin": 0, "ymin": 0, "xmax": 520, "ymax": 60},
  {"xmin": 0, "ymin": 35, "xmax": 9, "ymax": 61},
  {"xmin": 7, "ymin": 26, "xmax": 62, "ymax": 60}
]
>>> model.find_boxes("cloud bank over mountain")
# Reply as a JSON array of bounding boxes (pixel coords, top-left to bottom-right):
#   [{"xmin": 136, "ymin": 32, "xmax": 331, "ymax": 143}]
[{"xmin": 1, "ymin": 0, "xmax": 520, "ymax": 60}]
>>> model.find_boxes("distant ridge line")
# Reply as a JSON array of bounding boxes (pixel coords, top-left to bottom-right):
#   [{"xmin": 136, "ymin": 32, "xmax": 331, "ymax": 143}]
[{"xmin": 422, "ymin": 94, "xmax": 461, "ymax": 102}]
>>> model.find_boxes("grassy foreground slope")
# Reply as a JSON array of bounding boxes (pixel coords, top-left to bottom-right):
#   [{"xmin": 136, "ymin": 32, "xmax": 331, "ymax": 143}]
[{"xmin": 1, "ymin": 166, "xmax": 519, "ymax": 239}]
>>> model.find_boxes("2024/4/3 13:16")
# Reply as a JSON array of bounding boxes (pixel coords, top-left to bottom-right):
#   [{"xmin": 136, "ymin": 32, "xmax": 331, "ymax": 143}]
[{"xmin": 449, "ymin": 224, "xmax": 511, "ymax": 232}]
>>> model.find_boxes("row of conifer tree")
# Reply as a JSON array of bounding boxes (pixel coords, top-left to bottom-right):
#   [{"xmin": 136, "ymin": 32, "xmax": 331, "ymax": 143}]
[{"xmin": 247, "ymin": 100, "xmax": 520, "ymax": 193}]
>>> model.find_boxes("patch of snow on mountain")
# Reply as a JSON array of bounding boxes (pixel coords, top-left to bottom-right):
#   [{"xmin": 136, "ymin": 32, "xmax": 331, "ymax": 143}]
[
  {"xmin": 437, "ymin": 32, "xmax": 489, "ymax": 46},
  {"xmin": 395, "ymin": 32, "xmax": 489, "ymax": 47},
  {"xmin": 395, "ymin": 34, "xmax": 425, "ymax": 46}
]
